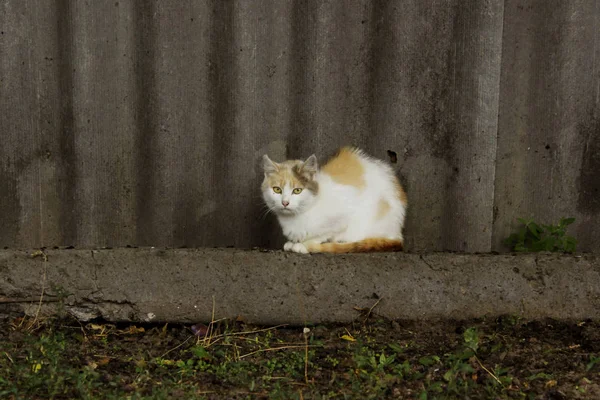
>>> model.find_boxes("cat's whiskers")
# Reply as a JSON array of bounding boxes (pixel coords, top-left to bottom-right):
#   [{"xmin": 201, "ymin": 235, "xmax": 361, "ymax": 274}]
[
  {"xmin": 259, "ymin": 209, "xmax": 272, "ymax": 220},
  {"xmin": 258, "ymin": 204, "xmax": 275, "ymax": 220}
]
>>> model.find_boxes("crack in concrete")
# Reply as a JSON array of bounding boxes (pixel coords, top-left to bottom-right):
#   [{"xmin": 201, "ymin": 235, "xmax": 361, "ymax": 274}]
[
  {"xmin": 420, "ymin": 255, "xmax": 446, "ymax": 272},
  {"xmin": 90, "ymin": 253, "xmax": 100, "ymax": 293},
  {"xmin": 522, "ymin": 255, "xmax": 546, "ymax": 294},
  {"xmin": 0, "ymin": 296, "xmax": 60, "ymax": 303}
]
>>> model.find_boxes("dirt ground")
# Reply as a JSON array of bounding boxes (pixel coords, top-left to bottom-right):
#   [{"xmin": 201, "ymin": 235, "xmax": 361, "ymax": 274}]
[{"xmin": 1, "ymin": 314, "xmax": 599, "ymax": 399}]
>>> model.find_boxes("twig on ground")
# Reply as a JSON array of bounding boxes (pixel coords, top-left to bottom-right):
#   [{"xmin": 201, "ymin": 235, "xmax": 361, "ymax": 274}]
[
  {"xmin": 208, "ymin": 295, "xmax": 217, "ymax": 346},
  {"xmin": 303, "ymin": 327, "xmax": 310, "ymax": 384},
  {"xmin": 210, "ymin": 324, "xmax": 289, "ymax": 340},
  {"xmin": 199, "ymin": 295, "xmax": 218, "ymax": 347},
  {"xmin": 363, "ymin": 297, "xmax": 383, "ymax": 323},
  {"xmin": 261, "ymin": 376, "xmax": 295, "ymax": 381},
  {"xmin": 239, "ymin": 345, "xmax": 322, "ymax": 360},
  {"xmin": 63, "ymin": 313, "xmax": 89, "ymax": 341},
  {"xmin": 475, "ymin": 355, "xmax": 502, "ymax": 385},
  {"xmin": 3, "ymin": 352, "xmax": 13, "ymax": 363},
  {"xmin": 27, "ymin": 249, "xmax": 48, "ymax": 331},
  {"xmin": 233, "ymin": 342, "xmax": 240, "ymax": 362},
  {"xmin": 160, "ymin": 335, "xmax": 193, "ymax": 359}
]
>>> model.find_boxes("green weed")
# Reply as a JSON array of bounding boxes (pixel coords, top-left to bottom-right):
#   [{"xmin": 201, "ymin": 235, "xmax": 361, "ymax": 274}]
[
  {"xmin": 504, "ymin": 217, "xmax": 577, "ymax": 253},
  {"xmin": 586, "ymin": 355, "xmax": 600, "ymax": 372}
]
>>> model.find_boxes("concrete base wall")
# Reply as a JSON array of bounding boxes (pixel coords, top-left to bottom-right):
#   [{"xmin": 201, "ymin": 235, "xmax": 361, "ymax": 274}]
[{"xmin": 1, "ymin": 249, "xmax": 598, "ymax": 324}]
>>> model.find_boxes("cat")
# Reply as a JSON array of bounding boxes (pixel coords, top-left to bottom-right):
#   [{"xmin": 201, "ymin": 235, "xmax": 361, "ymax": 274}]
[{"xmin": 261, "ymin": 147, "xmax": 407, "ymax": 253}]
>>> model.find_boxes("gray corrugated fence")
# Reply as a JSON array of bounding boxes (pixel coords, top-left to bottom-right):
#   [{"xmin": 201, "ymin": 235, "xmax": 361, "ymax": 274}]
[{"xmin": 0, "ymin": 0, "xmax": 598, "ymax": 252}]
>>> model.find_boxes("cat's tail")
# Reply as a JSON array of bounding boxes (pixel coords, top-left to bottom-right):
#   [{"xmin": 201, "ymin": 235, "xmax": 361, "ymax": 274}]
[{"xmin": 306, "ymin": 238, "xmax": 403, "ymax": 253}]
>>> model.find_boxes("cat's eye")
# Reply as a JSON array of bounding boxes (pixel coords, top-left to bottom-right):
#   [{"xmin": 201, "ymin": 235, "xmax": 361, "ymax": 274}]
[
  {"xmin": 273, "ymin": 186, "xmax": 282, "ymax": 194},
  {"xmin": 292, "ymin": 188, "xmax": 303, "ymax": 195}
]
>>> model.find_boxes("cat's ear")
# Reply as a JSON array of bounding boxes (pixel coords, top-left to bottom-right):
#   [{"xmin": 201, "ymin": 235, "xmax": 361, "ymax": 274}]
[
  {"xmin": 302, "ymin": 154, "xmax": 318, "ymax": 175},
  {"xmin": 262, "ymin": 154, "xmax": 279, "ymax": 174}
]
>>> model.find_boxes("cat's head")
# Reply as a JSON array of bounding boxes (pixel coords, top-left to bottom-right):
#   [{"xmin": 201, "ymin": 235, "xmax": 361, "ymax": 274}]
[{"xmin": 261, "ymin": 154, "xmax": 319, "ymax": 215}]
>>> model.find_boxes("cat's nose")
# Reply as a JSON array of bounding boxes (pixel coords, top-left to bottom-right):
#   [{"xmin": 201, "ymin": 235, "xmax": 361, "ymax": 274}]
[{"xmin": 282, "ymin": 200, "xmax": 289, "ymax": 207}]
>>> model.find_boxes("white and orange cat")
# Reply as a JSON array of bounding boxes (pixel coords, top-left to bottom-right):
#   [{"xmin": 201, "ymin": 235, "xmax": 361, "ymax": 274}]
[{"xmin": 262, "ymin": 147, "xmax": 407, "ymax": 253}]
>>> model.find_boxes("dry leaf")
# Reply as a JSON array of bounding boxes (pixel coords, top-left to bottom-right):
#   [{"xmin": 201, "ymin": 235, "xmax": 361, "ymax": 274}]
[
  {"xmin": 545, "ymin": 380, "xmax": 557, "ymax": 388},
  {"xmin": 115, "ymin": 325, "xmax": 145, "ymax": 335},
  {"xmin": 123, "ymin": 326, "xmax": 145, "ymax": 335},
  {"xmin": 235, "ymin": 315, "xmax": 246, "ymax": 323},
  {"xmin": 32, "ymin": 362, "xmax": 42, "ymax": 373},
  {"xmin": 97, "ymin": 357, "xmax": 111, "ymax": 366},
  {"xmin": 30, "ymin": 250, "xmax": 48, "ymax": 261}
]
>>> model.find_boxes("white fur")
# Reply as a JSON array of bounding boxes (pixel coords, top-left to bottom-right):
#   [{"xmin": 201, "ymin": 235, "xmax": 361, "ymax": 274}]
[{"xmin": 263, "ymin": 150, "xmax": 407, "ymax": 253}]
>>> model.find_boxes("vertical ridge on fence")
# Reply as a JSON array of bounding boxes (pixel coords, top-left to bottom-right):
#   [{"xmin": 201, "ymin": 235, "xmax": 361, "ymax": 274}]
[
  {"xmin": 0, "ymin": 0, "xmax": 598, "ymax": 252},
  {"xmin": 492, "ymin": 0, "xmax": 600, "ymax": 252}
]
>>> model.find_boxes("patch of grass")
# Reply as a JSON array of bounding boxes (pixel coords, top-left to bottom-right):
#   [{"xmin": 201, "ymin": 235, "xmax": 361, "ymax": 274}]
[
  {"xmin": 504, "ymin": 217, "xmax": 578, "ymax": 253},
  {"xmin": 0, "ymin": 329, "xmax": 103, "ymax": 399},
  {"xmin": 1, "ymin": 317, "xmax": 599, "ymax": 399}
]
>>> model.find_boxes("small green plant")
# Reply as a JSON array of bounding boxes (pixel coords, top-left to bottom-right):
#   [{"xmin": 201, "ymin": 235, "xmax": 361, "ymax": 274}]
[
  {"xmin": 504, "ymin": 217, "xmax": 577, "ymax": 253},
  {"xmin": 325, "ymin": 355, "xmax": 340, "ymax": 367},
  {"xmin": 441, "ymin": 329, "xmax": 479, "ymax": 394},
  {"xmin": 586, "ymin": 355, "xmax": 600, "ymax": 371},
  {"xmin": 526, "ymin": 372, "xmax": 553, "ymax": 381},
  {"xmin": 418, "ymin": 355, "xmax": 440, "ymax": 367}
]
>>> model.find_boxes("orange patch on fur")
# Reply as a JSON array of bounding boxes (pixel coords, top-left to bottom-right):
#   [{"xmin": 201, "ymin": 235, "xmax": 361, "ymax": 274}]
[
  {"xmin": 305, "ymin": 238, "xmax": 403, "ymax": 253},
  {"xmin": 263, "ymin": 168, "xmax": 301, "ymax": 189},
  {"xmin": 376, "ymin": 199, "xmax": 390, "ymax": 219},
  {"xmin": 394, "ymin": 178, "xmax": 408, "ymax": 205},
  {"xmin": 321, "ymin": 147, "xmax": 365, "ymax": 189},
  {"xmin": 262, "ymin": 160, "xmax": 318, "ymax": 193}
]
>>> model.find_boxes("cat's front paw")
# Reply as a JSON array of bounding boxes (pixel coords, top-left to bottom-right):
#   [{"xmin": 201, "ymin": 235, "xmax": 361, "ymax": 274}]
[
  {"xmin": 291, "ymin": 242, "xmax": 309, "ymax": 254},
  {"xmin": 283, "ymin": 241, "xmax": 294, "ymax": 251}
]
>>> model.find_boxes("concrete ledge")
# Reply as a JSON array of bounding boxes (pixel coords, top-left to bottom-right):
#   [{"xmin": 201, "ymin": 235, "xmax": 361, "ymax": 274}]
[{"xmin": 0, "ymin": 249, "xmax": 598, "ymax": 324}]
